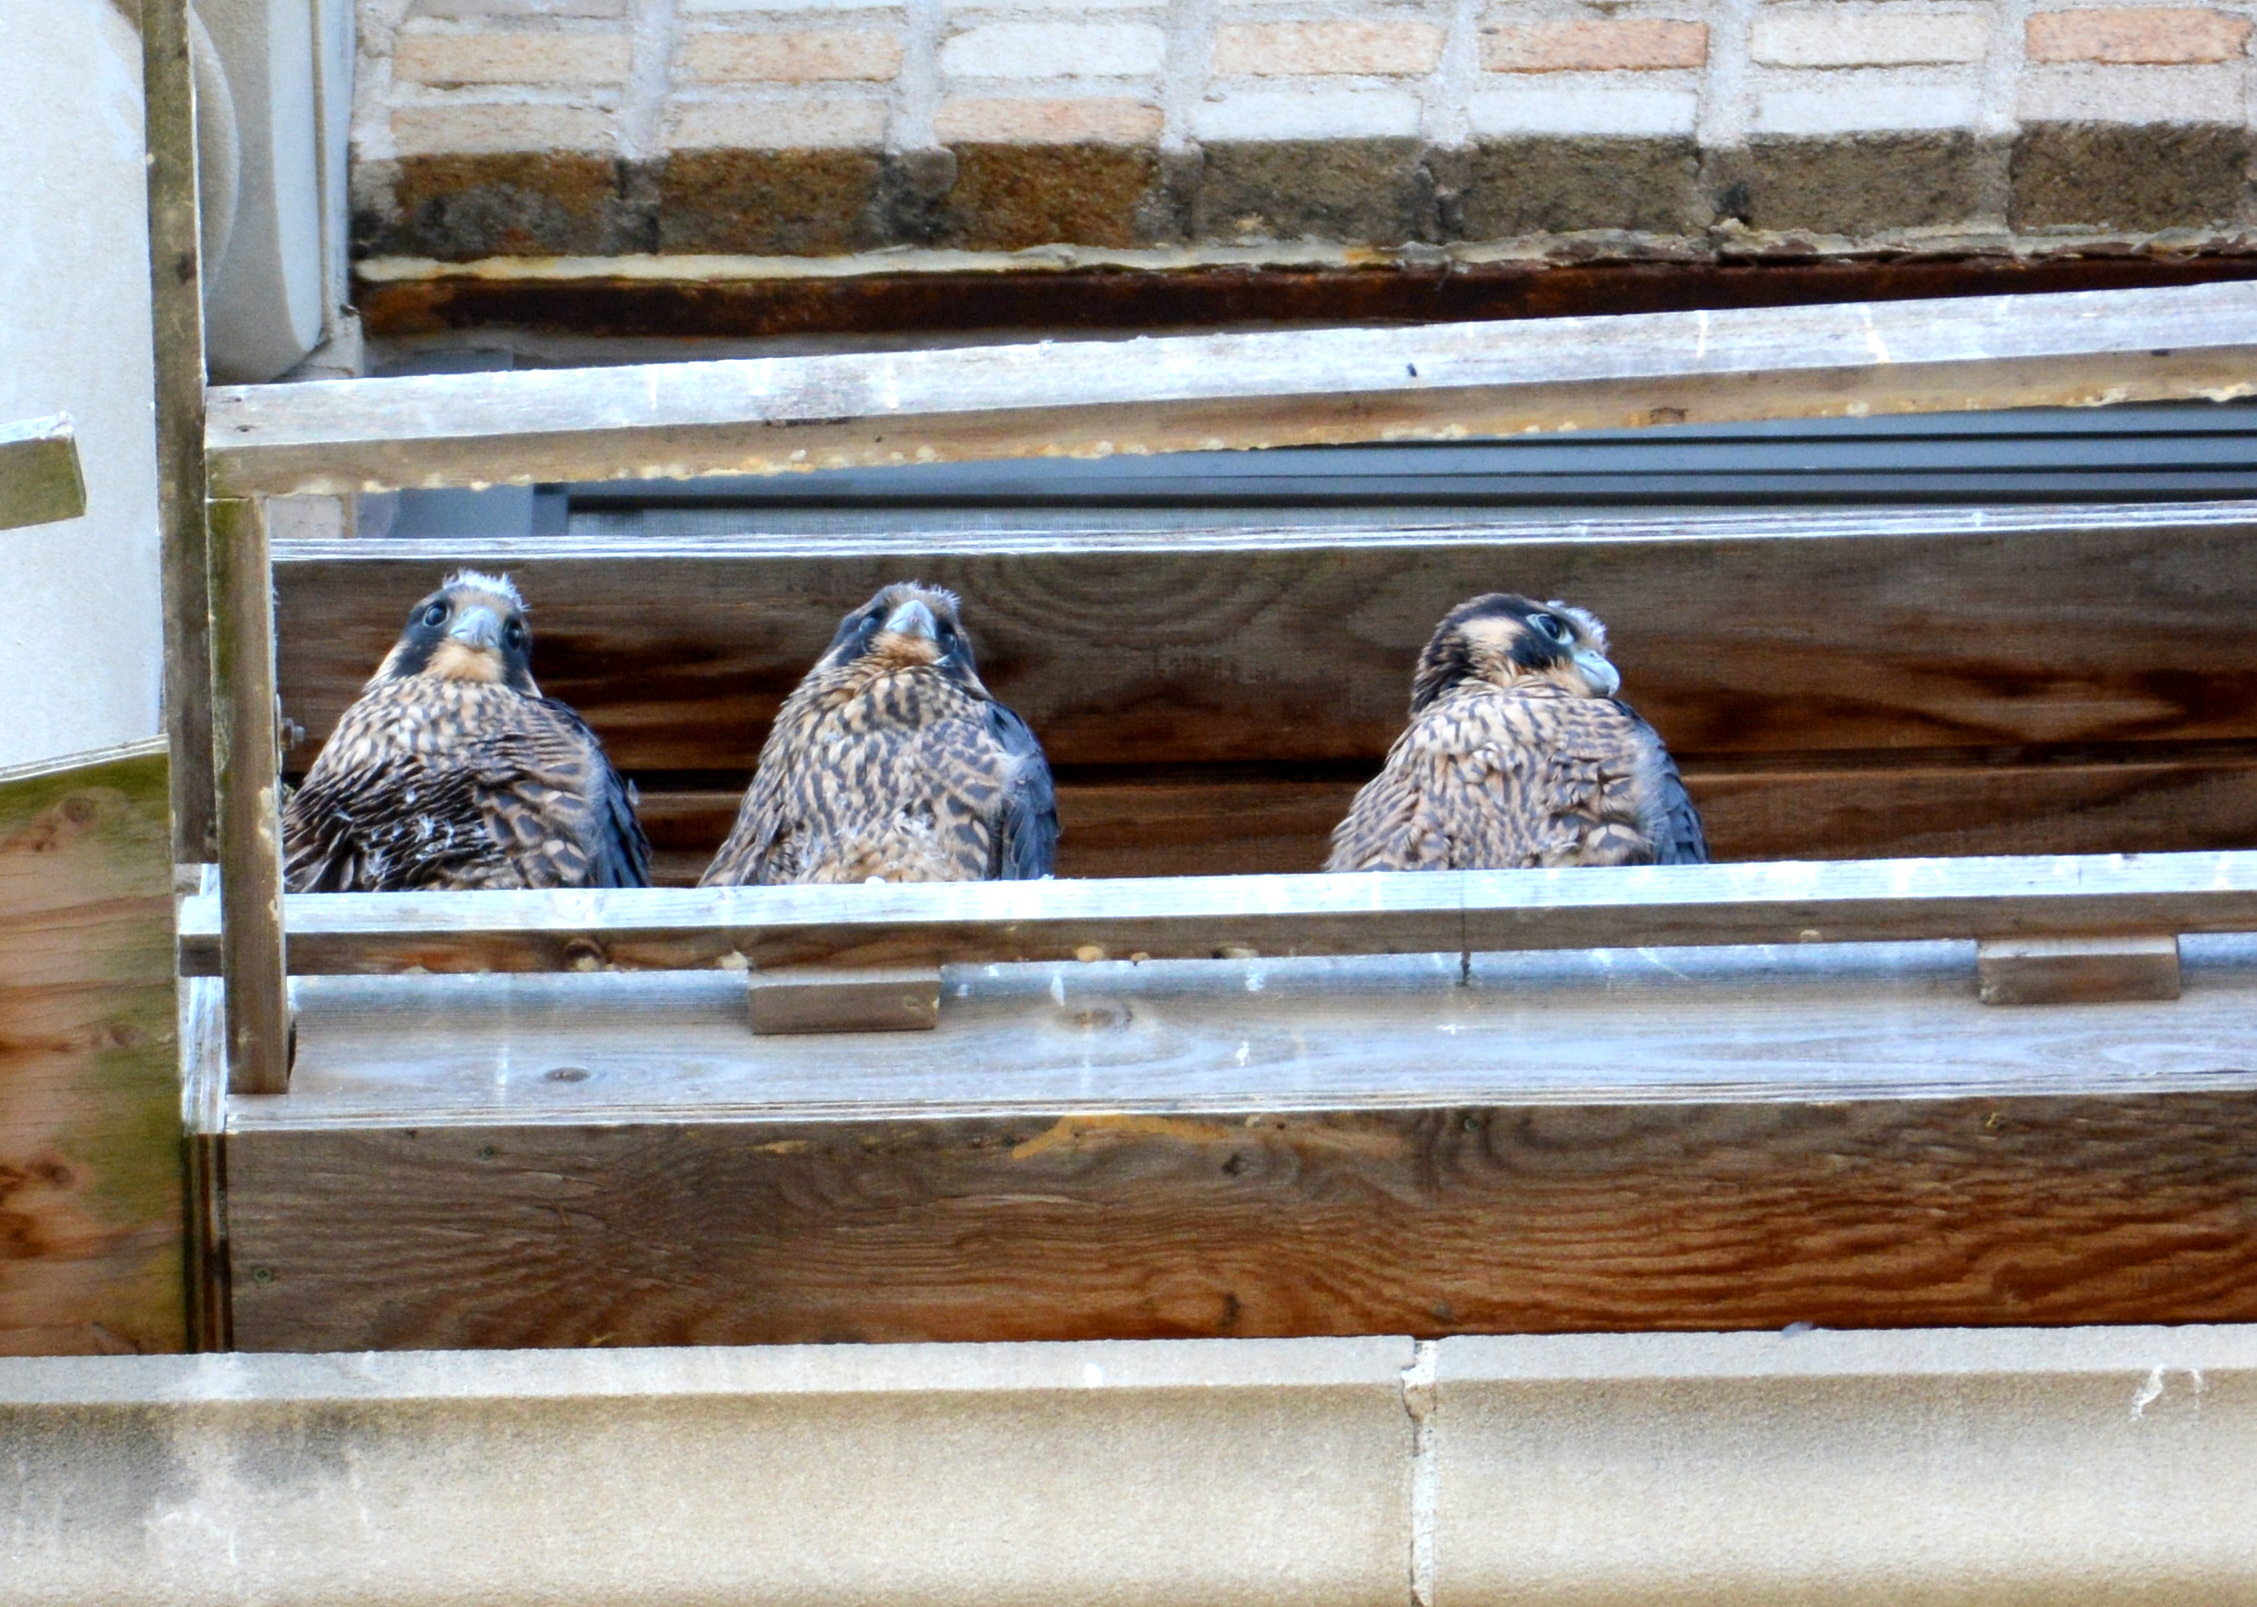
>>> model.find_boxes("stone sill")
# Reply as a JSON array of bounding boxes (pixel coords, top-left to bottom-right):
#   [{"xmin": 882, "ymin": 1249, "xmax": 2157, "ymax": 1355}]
[{"xmin": 7, "ymin": 1324, "xmax": 2254, "ymax": 1604}]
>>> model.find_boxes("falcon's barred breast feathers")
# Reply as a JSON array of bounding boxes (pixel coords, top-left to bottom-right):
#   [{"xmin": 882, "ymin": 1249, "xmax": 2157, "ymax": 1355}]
[
  {"xmin": 1326, "ymin": 592, "xmax": 1708, "ymax": 873},
  {"xmin": 700, "ymin": 582, "xmax": 1058, "ymax": 887},
  {"xmin": 281, "ymin": 571, "xmax": 652, "ymax": 892}
]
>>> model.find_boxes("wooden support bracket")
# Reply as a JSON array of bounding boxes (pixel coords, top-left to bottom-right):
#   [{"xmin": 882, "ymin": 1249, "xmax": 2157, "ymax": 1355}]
[
  {"xmin": 143, "ymin": 0, "xmax": 218, "ymax": 861},
  {"xmin": 747, "ymin": 964, "xmax": 943, "ymax": 1035},
  {"xmin": 209, "ymin": 496, "xmax": 291, "ymax": 1093},
  {"xmin": 1977, "ymin": 935, "xmax": 2181, "ymax": 1005}
]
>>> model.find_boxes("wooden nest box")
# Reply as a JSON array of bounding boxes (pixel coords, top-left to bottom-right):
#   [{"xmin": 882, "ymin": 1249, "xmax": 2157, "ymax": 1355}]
[{"xmin": 152, "ymin": 267, "xmax": 2257, "ymax": 1353}]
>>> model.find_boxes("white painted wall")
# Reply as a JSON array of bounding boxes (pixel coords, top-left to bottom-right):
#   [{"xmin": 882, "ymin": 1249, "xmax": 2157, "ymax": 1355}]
[{"xmin": 0, "ymin": 0, "xmax": 164, "ymax": 769}]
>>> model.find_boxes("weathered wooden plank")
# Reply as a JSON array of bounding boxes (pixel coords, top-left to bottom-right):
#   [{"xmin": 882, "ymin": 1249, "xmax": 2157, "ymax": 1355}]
[
  {"xmin": 178, "ymin": 851, "xmax": 2257, "ymax": 977},
  {"xmin": 633, "ymin": 748, "xmax": 2257, "ymax": 883},
  {"xmin": 0, "ymin": 416, "xmax": 86, "ymax": 532},
  {"xmin": 746, "ymin": 965, "xmax": 942, "ymax": 1034},
  {"xmin": 219, "ymin": 942, "xmax": 2257, "ymax": 1349},
  {"xmin": 272, "ymin": 504, "xmax": 2257, "ymax": 776},
  {"xmin": 225, "ymin": 1093, "xmax": 2257, "ymax": 1349},
  {"xmin": 209, "ymin": 499, "xmax": 290, "ymax": 1095},
  {"xmin": 143, "ymin": 0, "xmax": 218, "ymax": 861},
  {"xmin": 1977, "ymin": 935, "xmax": 2182, "ymax": 1005},
  {"xmin": 178, "ymin": 975, "xmax": 231, "ymax": 1352},
  {"xmin": 208, "ymin": 283, "xmax": 2257, "ymax": 496},
  {"xmin": 0, "ymin": 739, "xmax": 184, "ymax": 1355}
]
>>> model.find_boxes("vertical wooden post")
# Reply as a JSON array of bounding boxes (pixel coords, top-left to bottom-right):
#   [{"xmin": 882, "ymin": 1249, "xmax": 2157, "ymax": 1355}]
[
  {"xmin": 142, "ymin": 0, "xmax": 218, "ymax": 863},
  {"xmin": 209, "ymin": 497, "xmax": 289, "ymax": 1096}
]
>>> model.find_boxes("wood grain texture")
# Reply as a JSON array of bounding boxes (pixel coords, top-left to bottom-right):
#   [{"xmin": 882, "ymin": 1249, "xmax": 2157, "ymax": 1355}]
[
  {"xmin": 210, "ymin": 500, "xmax": 289, "ymax": 1096},
  {"xmin": 175, "ymin": 849, "xmax": 2257, "ymax": 977},
  {"xmin": 222, "ymin": 939, "xmax": 2257, "ymax": 1349},
  {"xmin": 631, "ymin": 750, "xmax": 2257, "ymax": 883},
  {"xmin": 0, "ymin": 416, "xmax": 85, "ymax": 532},
  {"xmin": 223, "ymin": 1092, "xmax": 2257, "ymax": 1350},
  {"xmin": 143, "ymin": 0, "xmax": 217, "ymax": 861},
  {"xmin": 1977, "ymin": 935, "xmax": 2181, "ymax": 1005},
  {"xmin": 206, "ymin": 282, "xmax": 2257, "ymax": 495},
  {"xmin": 0, "ymin": 740, "xmax": 184, "ymax": 1355},
  {"xmin": 273, "ymin": 506, "xmax": 2257, "ymax": 776}
]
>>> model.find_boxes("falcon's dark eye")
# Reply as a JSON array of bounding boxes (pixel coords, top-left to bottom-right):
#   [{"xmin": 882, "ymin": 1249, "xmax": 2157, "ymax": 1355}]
[
  {"xmin": 858, "ymin": 612, "xmax": 880, "ymax": 635},
  {"xmin": 420, "ymin": 602, "xmax": 448, "ymax": 629},
  {"xmin": 1529, "ymin": 613, "xmax": 1572, "ymax": 645},
  {"xmin": 503, "ymin": 621, "xmax": 527, "ymax": 649}
]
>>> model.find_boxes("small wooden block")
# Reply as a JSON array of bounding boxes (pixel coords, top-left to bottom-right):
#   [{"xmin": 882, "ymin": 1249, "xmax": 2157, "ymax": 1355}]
[
  {"xmin": 1977, "ymin": 936, "xmax": 2180, "ymax": 1006},
  {"xmin": 747, "ymin": 965, "xmax": 943, "ymax": 1035}
]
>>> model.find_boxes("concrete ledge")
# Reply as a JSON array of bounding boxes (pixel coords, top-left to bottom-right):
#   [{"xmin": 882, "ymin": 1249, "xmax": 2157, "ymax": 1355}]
[
  {"xmin": 1, "ymin": 1336, "xmax": 1415, "ymax": 1607},
  {"xmin": 1441, "ymin": 1326, "xmax": 2257, "ymax": 1604},
  {"xmin": 7, "ymin": 1328, "xmax": 2257, "ymax": 1604}
]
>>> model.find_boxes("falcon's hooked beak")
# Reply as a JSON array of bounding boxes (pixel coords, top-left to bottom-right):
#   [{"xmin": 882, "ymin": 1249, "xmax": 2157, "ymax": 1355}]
[
  {"xmin": 1573, "ymin": 649, "xmax": 1621, "ymax": 697},
  {"xmin": 449, "ymin": 605, "xmax": 503, "ymax": 652},
  {"xmin": 883, "ymin": 598, "xmax": 939, "ymax": 641}
]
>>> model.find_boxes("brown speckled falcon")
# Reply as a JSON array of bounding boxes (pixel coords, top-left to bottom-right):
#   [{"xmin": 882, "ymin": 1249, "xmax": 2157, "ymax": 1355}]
[
  {"xmin": 700, "ymin": 582, "xmax": 1057, "ymax": 886},
  {"xmin": 1326, "ymin": 593, "xmax": 1707, "ymax": 872},
  {"xmin": 282, "ymin": 571, "xmax": 651, "ymax": 892}
]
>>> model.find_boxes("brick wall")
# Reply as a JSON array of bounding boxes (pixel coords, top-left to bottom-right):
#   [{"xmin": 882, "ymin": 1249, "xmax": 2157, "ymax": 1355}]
[{"xmin": 353, "ymin": 0, "xmax": 2257, "ymax": 262}]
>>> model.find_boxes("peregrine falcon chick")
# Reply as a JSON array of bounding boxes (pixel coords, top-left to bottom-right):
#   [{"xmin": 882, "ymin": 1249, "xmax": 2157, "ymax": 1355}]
[
  {"xmin": 283, "ymin": 571, "xmax": 651, "ymax": 891},
  {"xmin": 700, "ymin": 582, "xmax": 1057, "ymax": 886},
  {"xmin": 1326, "ymin": 593, "xmax": 1707, "ymax": 872}
]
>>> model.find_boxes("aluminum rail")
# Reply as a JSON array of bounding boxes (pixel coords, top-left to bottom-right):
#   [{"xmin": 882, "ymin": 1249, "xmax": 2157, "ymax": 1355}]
[
  {"xmin": 175, "ymin": 850, "xmax": 2257, "ymax": 975},
  {"xmin": 206, "ymin": 281, "xmax": 2257, "ymax": 497}
]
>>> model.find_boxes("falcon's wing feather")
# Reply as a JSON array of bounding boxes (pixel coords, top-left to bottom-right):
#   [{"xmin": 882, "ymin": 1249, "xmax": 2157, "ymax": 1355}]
[
  {"xmin": 986, "ymin": 701, "xmax": 1058, "ymax": 879},
  {"xmin": 525, "ymin": 697, "xmax": 652, "ymax": 888},
  {"xmin": 282, "ymin": 754, "xmax": 509, "ymax": 892},
  {"xmin": 285, "ymin": 691, "xmax": 651, "ymax": 892},
  {"xmin": 462, "ymin": 702, "xmax": 652, "ymax": 890},
  {"xmin": 1613, "ymin": 701, "xmax": 1709, "ymax": 865},
  {"xmin": 699, "ymin": 743, "xmax": 792, "ymax": 887}
]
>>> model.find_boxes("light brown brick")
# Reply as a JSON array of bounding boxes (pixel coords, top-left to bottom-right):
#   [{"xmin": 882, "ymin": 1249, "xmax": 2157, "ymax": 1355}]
[
  {"xmin": 1751, "ymin": 9, "xmax": 1991, "ymax": 67},
  {"xmin": 393, "ymin": 28, "xmax": 632, "ymax": 84},
  {"xmin": 1212, "ymin": 21, "xmax": 1447, "ymax": 76},
  {"xmin": 677, "ymin": 29, "xmax": 903, "ymax": 83},
  {"xmin": 2026, "ymin": 7, "xmax": 2252, "ymax": 63},
  {"xmin": 1480, "ymin": 18, "xmax": 1707, "ymax": 72},
  {"xmin": 390, "ymin": 103, "xmax": 617, "ymax": 154},
  {"xmin": 664, "ymin": 98, "xmax": 889, "ymax": 149},
  {"xmin": 407, "ymin": 0, "xmax": 625, "ymax": 19},
  {"xmin": 935, "ymin": 96, "xmax": 1162, "ymax": 143}
]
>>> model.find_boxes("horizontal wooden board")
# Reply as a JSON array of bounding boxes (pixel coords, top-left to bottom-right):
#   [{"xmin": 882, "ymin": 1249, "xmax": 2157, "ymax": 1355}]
[
  {"xmin": 208, "ymin": 282, "xmax": 2257, "ymax": 495},
  {"xmin": 352, "ymin": 251, "xmax": 2257, "ymax": 343},
  {"xmin": 0, "ymin": 740, "xmax": 184, "ymax": 1356},
  {"xmin": 178, "ymin": 850, "xmax": 2257, "ymax": 977},
  {"xmin": 225, "ymin": 1094, "xmax": 2257, "ymax": 1348},
  {"xmin": 636, "ymin": 749, "xmax": 2257, "ymax": 882},
  {"xmin": 220, "ymin": 941, "xmax": 2257, "ymax": 1349},
  {"xmin": 273, "ymin": 502, "xmax": 2257, "ymax": 776},
  {"xmin": 0, "ymin": 415, "xmax": 85, "ymax": 532}
]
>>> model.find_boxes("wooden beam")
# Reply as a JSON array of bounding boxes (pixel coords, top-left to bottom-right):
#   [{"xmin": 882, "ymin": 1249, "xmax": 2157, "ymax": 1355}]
[
  {"xmin": 352, "ymin": 250, "xmax": 2257, "ymax": 343},
  {"xmin": 208, "ymin": 499, "xmax": 290, "ymax": 1095},
  {"xmin": 626, "ymin": 752, "xmax": 2257, "ymax": 885},
  {"xmin": 178, "ymin": 850, "xmax": 2257, "ymax": 977},
  {"xmin": 216, "ymin": 941, "xmax": 2257, "ymax": 1348},
  {"xmin": 1977, "ymin": 935, "xmax": 2182, "ymax": 1005},
  {"xmin": 0, "ymin": 416, "xmax": 85, "ymax": 532},
  {"xmin": 143, "ymin": 0, "xmax": 218, "ymax": 862},
  {"xmin": 269, "ymin": 502, "xmax": 2257, "ymax": 772},
  {"xmin": 209, "ymin": 282, "xmax": 2257, "ymax": 496},
  {"xmin": 0, "ymin": 738, "xmax": 186, "ymax": 1355},
  {"xmin": 746, "ymin": 964, "xmax": 943, "ymax": 1034}
]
